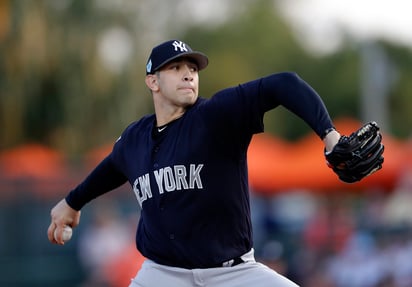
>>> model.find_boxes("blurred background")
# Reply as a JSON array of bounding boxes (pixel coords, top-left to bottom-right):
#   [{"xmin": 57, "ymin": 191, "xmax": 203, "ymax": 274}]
[{"xmin": 1, "ymin": 0, "xmax": 412, "ymax": 286}]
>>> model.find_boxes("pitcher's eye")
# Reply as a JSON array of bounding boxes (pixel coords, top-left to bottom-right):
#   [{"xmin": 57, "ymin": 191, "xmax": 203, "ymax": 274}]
[{"xmin": 189, "ymin": 65, "xmax": 198, "ymax": 72}]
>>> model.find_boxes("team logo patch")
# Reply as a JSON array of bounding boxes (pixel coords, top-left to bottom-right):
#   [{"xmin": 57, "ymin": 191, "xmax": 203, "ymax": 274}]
[{"xmin": 146, "ymin": 59, "xmax": 152, "ymax": 73}]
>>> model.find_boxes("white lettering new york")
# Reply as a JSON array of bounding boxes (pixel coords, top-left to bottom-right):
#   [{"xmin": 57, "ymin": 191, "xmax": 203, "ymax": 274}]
[{"xmin": 133, "ymin": 164, "xmax": 204, "ymax": 207}]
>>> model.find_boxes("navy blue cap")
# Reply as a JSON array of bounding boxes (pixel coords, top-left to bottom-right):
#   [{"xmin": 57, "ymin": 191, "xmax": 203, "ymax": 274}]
[{"xmin": 146, "ymin": 40, "xmax": 208, "ymax": 75}]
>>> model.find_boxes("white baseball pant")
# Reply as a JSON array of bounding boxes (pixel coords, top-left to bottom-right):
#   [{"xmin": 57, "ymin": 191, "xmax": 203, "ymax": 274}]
[{"xmin": 128, "ymin": 249, "xmax": 299, "ymax": 287}]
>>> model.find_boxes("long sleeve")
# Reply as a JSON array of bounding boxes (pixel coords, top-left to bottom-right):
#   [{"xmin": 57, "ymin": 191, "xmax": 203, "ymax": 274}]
[
  {"xmin": 259, "ymin": 72, "xmax": 334, "ymax": 138},
  {"xmin": 65, "ymin": 155, "xmax": 128, "ymax": 210}
]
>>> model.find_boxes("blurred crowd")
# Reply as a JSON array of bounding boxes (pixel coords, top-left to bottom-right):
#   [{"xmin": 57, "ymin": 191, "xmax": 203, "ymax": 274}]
[{"xmin": 252, "ymin": 169, "xmax": 412, "ymax": 287}]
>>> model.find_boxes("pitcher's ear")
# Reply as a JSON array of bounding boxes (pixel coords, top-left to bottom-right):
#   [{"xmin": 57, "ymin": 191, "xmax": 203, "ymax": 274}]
[{"xmin": 145, "ymin": 74, "xmax": 159, "ymax": 92}]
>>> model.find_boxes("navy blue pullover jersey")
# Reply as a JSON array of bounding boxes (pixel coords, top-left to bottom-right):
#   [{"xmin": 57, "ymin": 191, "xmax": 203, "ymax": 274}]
[{"xmin": 66, "ymin": 72, "xmax": 334, "ymax": 269}]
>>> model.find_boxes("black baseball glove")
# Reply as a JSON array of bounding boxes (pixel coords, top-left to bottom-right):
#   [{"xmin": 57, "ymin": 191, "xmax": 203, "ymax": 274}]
[{"xmin": 325, "ymin": 121, "xmax": 384, "ymax": 183}]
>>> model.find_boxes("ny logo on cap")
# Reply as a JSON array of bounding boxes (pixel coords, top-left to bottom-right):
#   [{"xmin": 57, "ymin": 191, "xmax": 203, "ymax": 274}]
[{"xmin": 172, "ymin": 40, "xmax": 188, "ymax": 52}]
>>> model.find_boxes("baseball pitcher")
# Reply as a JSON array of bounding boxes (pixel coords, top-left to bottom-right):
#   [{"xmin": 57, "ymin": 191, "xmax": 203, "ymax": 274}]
[{"xmin": 48, "ymin": 40, "xmax": 383, "ymax": 287}]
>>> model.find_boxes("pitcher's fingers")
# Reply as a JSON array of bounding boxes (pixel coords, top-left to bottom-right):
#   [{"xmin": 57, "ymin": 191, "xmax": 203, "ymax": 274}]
[{"xmin": 47, "ymin": 222, "xmax": 58, "ymax": 244}]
